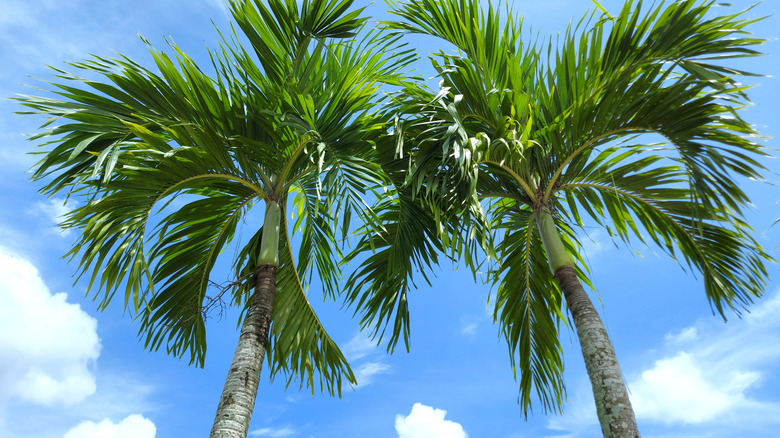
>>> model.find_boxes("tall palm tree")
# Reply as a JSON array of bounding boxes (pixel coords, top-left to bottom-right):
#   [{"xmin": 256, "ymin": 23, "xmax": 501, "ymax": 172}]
[
  {"xmin": 17, "ymin": 1, "xmax": 413, "ymax": 437},
  {"xmin": 347, "ymin": 0, "xmax": 770, "ymax": 436}
]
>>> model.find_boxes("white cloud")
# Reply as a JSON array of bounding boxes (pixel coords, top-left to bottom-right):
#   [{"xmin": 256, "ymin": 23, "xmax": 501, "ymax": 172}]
[
  {"xmin": 250, "ymin": 426, "xmax": 295, "ymax": 437},
  {"xmin": 62, "ymin": 414, "xmax": 156, "ymax": 438},
  {"xmin": 0, "ymin": 247, "xmax": 100, "ymax": 406},
  {"xmin": 28, "ymin": 198, "xmax": 77, "ymax": 236},
  {"xmin": 664, "ymin": 326, "xmax": 699, "ymax": 344},
  {"xmin": 395, "ymin": 403, "xmax": 468, "ymax": 438},
  {"xmin": 578, "ymin": 229, "xmax": 614, "ymax": 261},
  {"xmin": 203, "ymin": 0, "xmax": 230, "ymax": 15},
  {"xmin": 0, "ymin": 113, "xmax": 37, "ymax": 172},
  {"xmin": 461, "ymin": 322, "xmax": 477, "ymax": 335},
  {"xmin": 630, "ymin": 292, "xmax": 780, "ymax": 426},
  {"xmin": 459, "ymin": 315, "xmax": 479, "ymax": 336},
  {"xmin": 69, "ymin": 373, "xmax": 156, "ymax": 424},
  {"xmin": 0, "ymin": 0, "xmax": 98, "ymax": 73},
  {"xmin": 631, "ymin": 352, "xmax": 759, "ymax": 423},
  {"xmin": 547, "ymin": 291, "xmax": 780, "ymax": 436},
  {"xmin": 0, "ymin": 0, "xmax": 54, "ymax": 28},
  {"xmin": 743, "ymin": 292, "xmax": 780, "ymax": 325},
  {"xmin": 545, "ymin": 379, "xmax": 599, "ymax": 437}
]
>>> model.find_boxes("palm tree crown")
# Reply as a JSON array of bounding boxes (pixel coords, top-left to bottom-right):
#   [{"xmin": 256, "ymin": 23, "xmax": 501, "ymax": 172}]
[
  {"xmin": 359, "ymin": 0, "xmax": 771, "ymax": 435},
  {"xmin": 18, "ymin": 0, "xmax": 415, "ymax": 436}
]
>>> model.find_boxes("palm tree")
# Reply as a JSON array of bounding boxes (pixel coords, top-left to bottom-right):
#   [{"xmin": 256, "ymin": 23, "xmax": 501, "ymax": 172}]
[
  {"xmin": 17, "ymin": 1, "xmax": 413, "ymax": 437},
  {"xmin": 347, "ymin": 0, "xmax": 770, "ymax": 436}
]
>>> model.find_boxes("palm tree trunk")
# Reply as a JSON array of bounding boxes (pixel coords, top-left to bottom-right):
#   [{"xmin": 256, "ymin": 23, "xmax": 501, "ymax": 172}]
[
  {"xmin": 210, "ymin": 265, "xmax": 277, "ymax": 438},
  {"xmin": 210, "ymin": 201, "xmax": 281, "ymax": 438},
  {"xmin": 535, "ymin": 207, "xmax": 639, "ymax": 438},
  {"xmin": 555, "ymin": 265, "xmax": 639, "ymax": 438}
]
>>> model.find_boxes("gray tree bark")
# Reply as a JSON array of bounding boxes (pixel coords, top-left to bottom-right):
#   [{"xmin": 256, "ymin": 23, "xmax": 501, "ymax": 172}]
[
  {"xmin": 555, "ymin": 265, "xmax": 640, "ymax": 438},
  {"xmin": 210, "ymin": 264, "xmax": 277, "ymax": 438}
]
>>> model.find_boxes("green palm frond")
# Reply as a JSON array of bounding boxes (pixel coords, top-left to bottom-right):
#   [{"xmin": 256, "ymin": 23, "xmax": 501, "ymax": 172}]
[
  {"xmin": 229, "ymin": 0, "xmax": 367, "ymax": 84},
  {"xmin": 19, "ymin": 0, "xmax": 416, "ymax": 399},
  {"xmin": 489, "ymin": 203, "xmax": 566, "ymax": 416},
  {"xmin": 343, "ymin": 188, "xmax": 443, "ymax": 352},
  {"xmin": 272, "ymin": 212, "xmax": 356, "ymax": 395},
  {"xmin": 540, "ymin": 0, "xmax": 766, "ymax": 211},
  {"xmin": 487, "ymin": 198, "xmax": 595, "ymax": 415},
  {"xmin": 560, "ymin": 145, "xmax": 769, "ymax": 316},
  {"xmin": 341, "ymin": 110, "xmax": 492, "ymax": 352},
  {"xmin": 598, "ymin": 0, "xmax": 764, "ymax": 85},
  {"xmin": 58, "ymin": 137, "xmax": 263, "ymax": 365},
  {"xmin": 387, "ymin": 0, "xmax": 541, "ymax": 139},
  {"xmin": 63, "ymin": 144, "xmax": 258, "ymax": 302},
  {"xmin": 381, "ymin": 0, "xmax": 770, "ymax": 419},
  {"xmin": 141, "ymin": 185, "xmax": 257, "ymax": 366},
  {"xmin": 387, "ymin": 0, "xmax": 521, "ymax": 71},
  {"xmin": 292, "ymin": 173, "xmax": 344, "ymax": 297},
  {"xmin": 17, "ymin": 38, "xmax": 281, "ymax": 195}
]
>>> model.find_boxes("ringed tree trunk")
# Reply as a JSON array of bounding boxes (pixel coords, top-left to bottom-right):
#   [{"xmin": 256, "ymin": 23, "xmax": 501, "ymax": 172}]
[
  {"xmin": 210, "ymin": 201, "xmax": 282, "ymax": 438},
  {"xmin": 535, "ymin": 206, "xmax": 640, "ymax": 438}
]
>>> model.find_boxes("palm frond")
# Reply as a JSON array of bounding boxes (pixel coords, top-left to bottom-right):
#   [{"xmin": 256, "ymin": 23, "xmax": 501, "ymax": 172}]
[
  {"xmin": 291, "ymin": 173, "xmax": 343, "ymax": 297},
  {"xmin": 140, "ymin": 185, "xmax": 257, "ymax": 366},
  {"xmin": 488, "ymin": 203, "xmax": 566, "ymax": 416},
  {"xmin": 229, "ymin": 0, "xmax": 367, "ymax": 84},
  {"xmin": 343, "ymin": 187, "xmax": 445, "ymax": 352},
  {"xmin": 541, "ymin": 0, "xmax": 767, "ymax": 214},
  {"xmin": 561, "ymin": 145, "xmax": 770, "ymax": 316}
]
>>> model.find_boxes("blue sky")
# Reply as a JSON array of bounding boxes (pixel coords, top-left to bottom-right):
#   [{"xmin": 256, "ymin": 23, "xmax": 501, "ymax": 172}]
[{"xmin": 1, "ymin": 1, "xmax": 778, "ymax": 437}]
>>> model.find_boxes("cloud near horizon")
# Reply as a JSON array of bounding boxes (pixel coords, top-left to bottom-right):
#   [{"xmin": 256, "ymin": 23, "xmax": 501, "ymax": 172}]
[
  {"xmin": 0, "ymin": 248, "xmax": 158, "ymax": 438},
  {"xmin": 395, "ymin": 403, "xmax": 468, "ymax": 438},
  {"xmin": 0, "ymin": 247, "xmax": 100, "ymax": 406},
  {"xmin": 630, "ymin": 292, "xmax": 780, "ymax": 426},
  {"xmin": 62, "ymin": 414, "xmax": 156, "ymax": 438},
  {"xmin": 548, "ymin": 291, "xmax": 780, "ymax": 437}
]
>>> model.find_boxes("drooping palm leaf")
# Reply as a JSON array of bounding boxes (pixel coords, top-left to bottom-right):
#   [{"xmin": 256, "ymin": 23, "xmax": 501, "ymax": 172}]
[
  {"xmin": 230, "ymin": 208, "xmax": 356, "ymax": 396},
  {"xmin": 561, "ymin": 145, "xmax": 769, "ymax": 316}
]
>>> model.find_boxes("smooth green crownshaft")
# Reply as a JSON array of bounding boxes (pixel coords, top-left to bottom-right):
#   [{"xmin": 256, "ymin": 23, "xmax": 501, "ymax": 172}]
[
  {"xmin": 258, "ymin": 200, "xmax": 281, "ymax": 266},
  {"xmin": 534, "ymin": 206, "xmax": 575, "ymax": 273}
]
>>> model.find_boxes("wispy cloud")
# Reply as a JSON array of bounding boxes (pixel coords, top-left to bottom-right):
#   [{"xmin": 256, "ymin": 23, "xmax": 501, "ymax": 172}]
[
  {"xmin": 342, "ymin": 334, "xmax": 391, "ymax": 388},
  {"xmin": 342, "ymin": 333, "xmax": 379, "ymax": 362},
  {"xmin": 250, "ymin": 426, "xmax": 295, "ymax": 437},
  {"xmin": 664, "ymin": 326, "xmax": 699, "ymax": 344},
  {"xmin": 459, "ymin": 314, "xmax": 480, "ymax": 336},
  {"xmin": 577, "ymin": 228, "xmax": 613, "ymax": 260},
  {"xmin": 460, "ymin": 321, "xmax": 478, "ymax": 335},
  {"xmin": 28, "ymin": 197, "xmax": 77, "ymax": 237},
  {"xmin": 0, "ymin": 0, "xmax": 106, "ymax": 72},
  {"xmin": 354, "ymin": 362, "xmax": 391, "ymax": 386},
  {"xmin": 545, "ymin": 378, "xmax": 599, "ymax": 437},
  {"xmin": 203, "ymin": 0, "xmax": 231, "ymax": 16}
]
